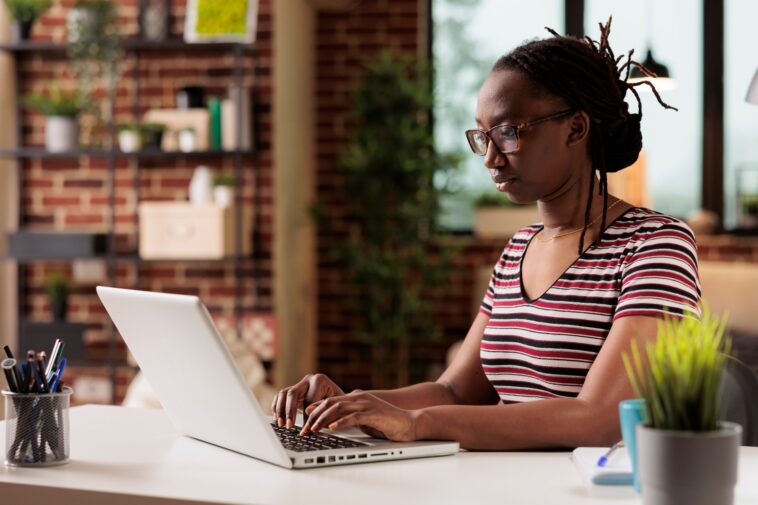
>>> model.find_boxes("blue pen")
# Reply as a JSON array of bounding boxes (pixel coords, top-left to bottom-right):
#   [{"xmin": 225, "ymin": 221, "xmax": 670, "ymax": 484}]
[
  {"xmin": 597, "ymin": 440, "xmax": 624, "ymax": 467},
  {"xmin": 50, "ymin": 358, "xmax": 66, "ymax": 393}
]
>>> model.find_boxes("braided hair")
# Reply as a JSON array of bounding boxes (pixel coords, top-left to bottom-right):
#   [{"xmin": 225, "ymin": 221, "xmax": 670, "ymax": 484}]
[{"xmin": 493, "ymin": 17, "xmax": 677, "ymax": 253}]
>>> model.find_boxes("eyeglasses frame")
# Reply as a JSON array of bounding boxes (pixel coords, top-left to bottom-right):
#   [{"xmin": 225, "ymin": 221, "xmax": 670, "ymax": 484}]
[{"xmin": 465, "ymin": 108, "xmax": 576, "ymax": 156}]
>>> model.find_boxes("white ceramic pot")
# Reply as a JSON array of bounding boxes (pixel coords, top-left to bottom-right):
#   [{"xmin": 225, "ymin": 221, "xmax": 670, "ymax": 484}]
[
  {"xmin": 637, "ymin": 422, "xmax": 741, "ymax": 505},
  {"xmin": 213, "ymin": 186, "xmax": 235, "ymax": 207},
  {"xmin": 45, "ymin": 116, "xmax": 79, "ymax": 153},
  {"xmin": 118, "ymin": 130, "xmax": 142, "ymax": 153},
  {"xmin": 189, "ymin": 165, "xmax": 213, "ymax": 205},
  {"xmin": 178, "ymin": 129, "xmax": 197, "ymax": 152}
]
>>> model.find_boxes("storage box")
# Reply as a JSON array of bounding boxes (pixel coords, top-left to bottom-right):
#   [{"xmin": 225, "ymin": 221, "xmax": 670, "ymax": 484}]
[{"xmin": 138, "ymin": 202, "xmax": 251, "ymax": 259}]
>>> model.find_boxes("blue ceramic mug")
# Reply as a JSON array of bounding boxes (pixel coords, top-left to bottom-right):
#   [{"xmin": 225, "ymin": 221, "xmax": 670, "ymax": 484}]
[{"xmin": 618, "ymin": 398, "xmax": 648, "ymax": 493}]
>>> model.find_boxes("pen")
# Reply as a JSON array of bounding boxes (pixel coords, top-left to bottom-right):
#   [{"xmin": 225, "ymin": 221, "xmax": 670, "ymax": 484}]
[
  {"xmin": 35, "ymin": 353, "xmax": 50, "ymax": 393},
  {"xmin": 597, "ymin": 440, "xmax": 624, "ymax": 467},
  {"xmin": 51, "ymin": 358, "xmax": 67, "ymax": 393},
  {"xmin": 2, "ymin": 358, "xmax": 19, "ymax": 393},
  {"xmin": 46, "ymin": 339, "xmax": 62, "ymax": 379}
]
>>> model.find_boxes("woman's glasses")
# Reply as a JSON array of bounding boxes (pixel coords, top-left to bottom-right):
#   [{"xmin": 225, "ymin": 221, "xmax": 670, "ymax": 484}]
[{"xmin": 464, "ymin": 109, "xmax": 575, "ymax": 156}]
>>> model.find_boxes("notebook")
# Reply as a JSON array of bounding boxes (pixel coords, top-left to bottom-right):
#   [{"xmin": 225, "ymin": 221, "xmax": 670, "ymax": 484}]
[{"xmin": 571, "ymin": 447, "xmax": 633, "ymax": 485}]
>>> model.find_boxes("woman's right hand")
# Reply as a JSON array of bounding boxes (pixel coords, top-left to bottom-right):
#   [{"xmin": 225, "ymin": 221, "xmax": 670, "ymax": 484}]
[{"xmin": 271, "ymin": 373, "xmax": 345, "ymax": 428}]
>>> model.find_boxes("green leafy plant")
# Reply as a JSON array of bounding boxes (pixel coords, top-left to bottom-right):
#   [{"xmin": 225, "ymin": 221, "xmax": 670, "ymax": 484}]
[
  {"xmin": 2, "ymin": 0, "xmax": 51, "ymax": 23},
  {"xmin": 23, "ymin": 85, "xmax": 87, "ymax": 118},
  {"xmin": 43, "ymin": 272, "xmax": 72, "ymax": 303},
  {"xmin": 473, "ymin": 192, "xmax": 526, "ymax": 208},
  {"xmin": 623, "ymin": 304, "xmax": 731, "ymax": 431},
  {"xmin": 117, "ymin": 122, "xmax": 140, "ymax": 132},
  {"xmin": 329, "ymin": 50, "xmax": 461, "ymax": 388},
  {"xmin": 213, "ymin": 172, "xmax": 237, "ymax": 187}
]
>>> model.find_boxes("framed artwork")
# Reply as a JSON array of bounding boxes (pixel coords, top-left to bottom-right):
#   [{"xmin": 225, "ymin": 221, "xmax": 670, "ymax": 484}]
[{"xmin": 184, "ymin": 0, "xmax": 258, "ymax": 43}]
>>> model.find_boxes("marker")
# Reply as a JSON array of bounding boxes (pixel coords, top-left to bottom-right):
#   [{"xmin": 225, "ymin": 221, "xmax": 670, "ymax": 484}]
[
  {"xmin": 2, "ymin": 358, "xmax": 19, "ymax": 393},
  {"xmin": 45, "ymin": 339, "xmax": 62, "ymax": 378},
  {"xmin": 26, "ymin": 351, "xmax": 36, "ymax": 391}
]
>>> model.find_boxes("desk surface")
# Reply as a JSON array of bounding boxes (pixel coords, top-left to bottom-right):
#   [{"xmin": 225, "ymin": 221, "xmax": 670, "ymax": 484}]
[{"xmin": 1, "ymin": 405, "xmax": 757, "ymax": 505}]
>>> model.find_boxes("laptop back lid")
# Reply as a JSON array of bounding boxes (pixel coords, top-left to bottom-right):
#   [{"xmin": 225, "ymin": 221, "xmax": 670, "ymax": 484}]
[{"xmin": 97, "ymin": 286, "xmax": 291, "ymax": 468}]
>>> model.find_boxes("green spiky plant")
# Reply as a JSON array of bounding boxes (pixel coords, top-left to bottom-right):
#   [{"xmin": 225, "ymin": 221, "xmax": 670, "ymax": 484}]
[
  {"xmin": 2, "ymin": 0, "xmax": 52, "ymax": 24},
  {"xmin": 23, "ymin": 84, "xmax": 87, "ymax": 118},
  {"xmin": 623, "ymin": 304, "xmax": 731, "ymax": 431}
]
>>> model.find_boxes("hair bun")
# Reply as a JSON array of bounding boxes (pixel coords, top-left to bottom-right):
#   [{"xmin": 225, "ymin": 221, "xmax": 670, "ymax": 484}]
[{"xmin": 601, "ymin": 112, "xmax": 642, "ymax": 173}]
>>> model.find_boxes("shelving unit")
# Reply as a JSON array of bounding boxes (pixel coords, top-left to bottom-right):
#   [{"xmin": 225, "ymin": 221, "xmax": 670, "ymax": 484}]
[{"xmin": 0, "ymin": 37, "xmax": 260, "ymax": 403}]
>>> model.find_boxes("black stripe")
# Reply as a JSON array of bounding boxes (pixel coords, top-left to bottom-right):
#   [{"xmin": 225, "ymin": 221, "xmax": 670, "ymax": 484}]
[
  {"xmin": 487, "ymin": 311, "xmax": 613, "ymax": 330},
  {"xmin": 482, "ymin": 334, "xmax": 602, "ymax": 352},
  {"xmin": 481, "ymin": 358, "xmax": 592, "ymax": 376},
  {"xmin": 490, "ymin": 380, "xmax": 580, "ymax": 397}
]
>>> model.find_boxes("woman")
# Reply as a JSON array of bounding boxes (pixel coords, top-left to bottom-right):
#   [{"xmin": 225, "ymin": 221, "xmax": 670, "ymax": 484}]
[{"xmin": 271, "ymin": 19, "xmax": 701, "ymax": 450}]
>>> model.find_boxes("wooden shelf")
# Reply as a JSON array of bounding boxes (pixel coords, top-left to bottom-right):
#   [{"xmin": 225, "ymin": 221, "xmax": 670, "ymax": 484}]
[
  {"xmin": 0, "ymin": 148, "xmax": 256, "ymax": 159},
  {"xmin": 0, "ymin": 37, "xmax": 255, "ymax": 53}
]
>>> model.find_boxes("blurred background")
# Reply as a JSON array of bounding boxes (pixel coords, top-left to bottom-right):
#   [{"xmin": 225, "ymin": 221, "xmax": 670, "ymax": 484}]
[{"xmin": 0, "ymin": 0, "xmax": 756, "ymax": 415}]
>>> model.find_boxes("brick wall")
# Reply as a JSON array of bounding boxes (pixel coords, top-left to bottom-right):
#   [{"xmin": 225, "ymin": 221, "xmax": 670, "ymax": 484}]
[{"xmin": 16, "ymin": 0, "xmax": 273, "ymax": 402}]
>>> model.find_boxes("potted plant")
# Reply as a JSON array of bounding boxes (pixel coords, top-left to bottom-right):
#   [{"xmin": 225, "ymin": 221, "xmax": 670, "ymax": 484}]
[
  {"xmin": 623, "ymin": 306, "xmax": 741, "ymax": 505},
  {"xmin": 23, "ymin": 85, "xmax": 86, "ymax": 152},
  {"xmin": 140, "ymin": 122, "xmax": 167, "ymax": 151},
  {"xmin": 213, "ymin": 171, "xmax": 237, "ymax": 207},
  {"xmin": 2, "ymin": 0, "xmax": 52, "ymax": 41},
  {"xmin": 118, "ymin": 122, "xmax": 142, "ymax": 153},
  {"xmin": 43, "ymin": 272, "xmax": 72, "ymax": 321},
  {"xmin": 472, "ymin": 191, "xmax": 540, "ymax": 238}
]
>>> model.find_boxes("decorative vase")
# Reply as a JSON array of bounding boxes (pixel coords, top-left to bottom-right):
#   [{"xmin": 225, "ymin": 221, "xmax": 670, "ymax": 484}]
[
  {"xmin": 637, "ymin": 422, "xmax": 741, "ymax": 505},
  {"xmin": 50, "ymin": 299, "xmax": 68, "ymax": 321},
  {"xmin": 213, "ymin": 186, "xmax": 234, "ymax": 207},
  {"xmin": 45, "ymin": 116, "xmax": 79, "ymax": 153},
  {"xmin": 178, "ymin": 129, "xmax": 197, "ymax": 152},
  {"xmin": 118, "ymin": 130, "xmax": 142, "ymax": 153},
  {"xmin": 140, "ymin": 0, "xmax": 169, "ymax": 41},
  {"xmin": 189, "ymin": 166, "xmax": 213, "ymax": 205},
  {"xmin": 66, "ymin": 8, "xmax": 93, "ymax": 44},
  {"xmin": 11, "ymin": 20, "xmax": 34, "ymax": 42}
]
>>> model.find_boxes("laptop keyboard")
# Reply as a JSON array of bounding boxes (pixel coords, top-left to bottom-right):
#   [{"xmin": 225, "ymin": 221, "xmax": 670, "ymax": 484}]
[{"xmin": 271, "ymin": 423, "xmax": 369, "ymax": 452}]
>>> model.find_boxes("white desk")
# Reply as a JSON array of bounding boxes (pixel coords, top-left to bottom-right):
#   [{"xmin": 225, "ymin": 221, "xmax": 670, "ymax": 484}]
[{"xmin": 1, "ymin": 405, "xmax": 757, "ymax": 505}]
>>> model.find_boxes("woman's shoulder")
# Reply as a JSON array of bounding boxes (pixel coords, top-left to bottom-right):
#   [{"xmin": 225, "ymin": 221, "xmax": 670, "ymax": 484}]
[{"xmin": 612, "ymin": 207, "xmax": 697, "ymax": 247}]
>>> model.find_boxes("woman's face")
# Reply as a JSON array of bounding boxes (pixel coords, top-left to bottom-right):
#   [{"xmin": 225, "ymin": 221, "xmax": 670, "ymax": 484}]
[{"xmin": 474, "ymin": 69, "xmax": 583, "ymax": 204}]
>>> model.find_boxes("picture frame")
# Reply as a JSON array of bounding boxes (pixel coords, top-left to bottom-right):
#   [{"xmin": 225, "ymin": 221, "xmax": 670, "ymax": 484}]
[{"xmin": 184, "ymin": 0, "xmax": 258, "ymax": 43}]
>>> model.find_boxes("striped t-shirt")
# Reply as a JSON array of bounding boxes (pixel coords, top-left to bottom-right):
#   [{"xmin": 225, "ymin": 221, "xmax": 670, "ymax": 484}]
[{"xmin": 479, "ymin": 207, "xmax": 701, "ymax": 403}]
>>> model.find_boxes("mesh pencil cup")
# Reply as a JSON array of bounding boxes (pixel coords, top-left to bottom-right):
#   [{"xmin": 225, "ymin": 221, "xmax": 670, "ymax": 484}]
[{"xmin": 3, "ymin": 386, "xmax": 73, "ymax": 467}]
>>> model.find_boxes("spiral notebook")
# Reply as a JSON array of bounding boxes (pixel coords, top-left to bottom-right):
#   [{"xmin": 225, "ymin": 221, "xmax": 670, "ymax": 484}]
[{"xmin": 571, "ymin": 447, "xmax": 633, "ymax": 485}]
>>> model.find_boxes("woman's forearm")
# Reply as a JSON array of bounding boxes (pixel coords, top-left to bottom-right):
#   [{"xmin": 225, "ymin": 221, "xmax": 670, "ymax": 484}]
[
  {"xmin": 367, "ymin": 381, "xmax": 459, "ymax": 410},
  {"xmin": 414, "ymin": 398, "xmax": 620, "ymax": 450}
]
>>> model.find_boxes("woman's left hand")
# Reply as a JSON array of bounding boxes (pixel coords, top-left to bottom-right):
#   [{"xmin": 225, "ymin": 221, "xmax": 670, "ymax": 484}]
[{"xmin": 300, "ymin": 391, "xmax": 419, "ymax": 442}]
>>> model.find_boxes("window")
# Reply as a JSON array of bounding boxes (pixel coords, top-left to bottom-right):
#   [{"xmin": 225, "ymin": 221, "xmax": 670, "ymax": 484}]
[
  {"xmin": 432, "ymin": 0, "xmax": 563, "ymax": 231},
  {"xmin": 725, "ymin": 0, "xmax": 758, "ymax": 228},
  {"xmin": 584, "ymin": 0, "xmax": 703, "ymax": 219}
]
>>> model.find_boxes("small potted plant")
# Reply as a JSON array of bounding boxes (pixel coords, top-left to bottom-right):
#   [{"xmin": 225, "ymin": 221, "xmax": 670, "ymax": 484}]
[
  {"xmin": 213, "ymin": 171, "xmax": 237, "ymax": 207},
  {"xmin": 623, "ymin": 305, "xmax": 741, "ymax": 505},
  {"xmin": 118, "ymin": 122, "xmax": 142, "ymax": 153},
  {"xmin": 2, "ymin": 0, "xmax": 52, "ymax": 41},
  {"xmin": 23, "ymin": 84, "xmax": 86, "ymax": 152},
  {"xmin": 472, "ymin": 191, "xmax": 540, "ymax": 238},
  {"xmin": 140, "ymin": 122, "xmax": 167, "ymax": 151},
  {"xmin": 43, "ymin": 272, "xmax": 72, "ymax": 321}
]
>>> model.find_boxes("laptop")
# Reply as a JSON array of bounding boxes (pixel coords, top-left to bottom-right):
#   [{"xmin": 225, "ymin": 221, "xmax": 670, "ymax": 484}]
[{"xmin": 97, "ymin": 286, "xmax": 459, "ymax": 469}]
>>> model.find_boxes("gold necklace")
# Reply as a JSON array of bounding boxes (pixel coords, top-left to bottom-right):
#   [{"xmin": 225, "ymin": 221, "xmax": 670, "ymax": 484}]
[{"xmin": 537, "ymin": 199, "xmax": 624, "ymax": 243}]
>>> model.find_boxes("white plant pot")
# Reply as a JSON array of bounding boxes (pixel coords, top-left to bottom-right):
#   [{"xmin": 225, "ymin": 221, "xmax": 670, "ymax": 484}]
[
  {"xmin": 118, "ymin": 130, "xmax": 142, "ymax": 153},
  {"xmin": 45, "ymin": 116, "xmax": 79, "ymax": 153},
  {"xmin": 473, "ymin": 205, "xmax": 541, "ymax": 238},
  {"xmin": 189, "ymin": 165, "xmax": 213, "ymax": 205},
  {"xmin": 213, "ymin": 186, "xmax": 235, "ymax": 207},
  {"xmin": 637, "ymin": 422, "xmax": 741, "ymax": 505}
]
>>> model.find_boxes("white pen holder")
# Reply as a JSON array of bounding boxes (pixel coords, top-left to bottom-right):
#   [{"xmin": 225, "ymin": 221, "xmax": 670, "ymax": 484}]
[{"xmin": 3, "ymin": 387, "xmax": 73, "ymax": 466}]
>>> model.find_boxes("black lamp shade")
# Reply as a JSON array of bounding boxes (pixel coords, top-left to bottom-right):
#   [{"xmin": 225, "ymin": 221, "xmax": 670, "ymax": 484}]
[{"xmin": 629, "ymin": 49, "xmax": 671, "ymax": 79}]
